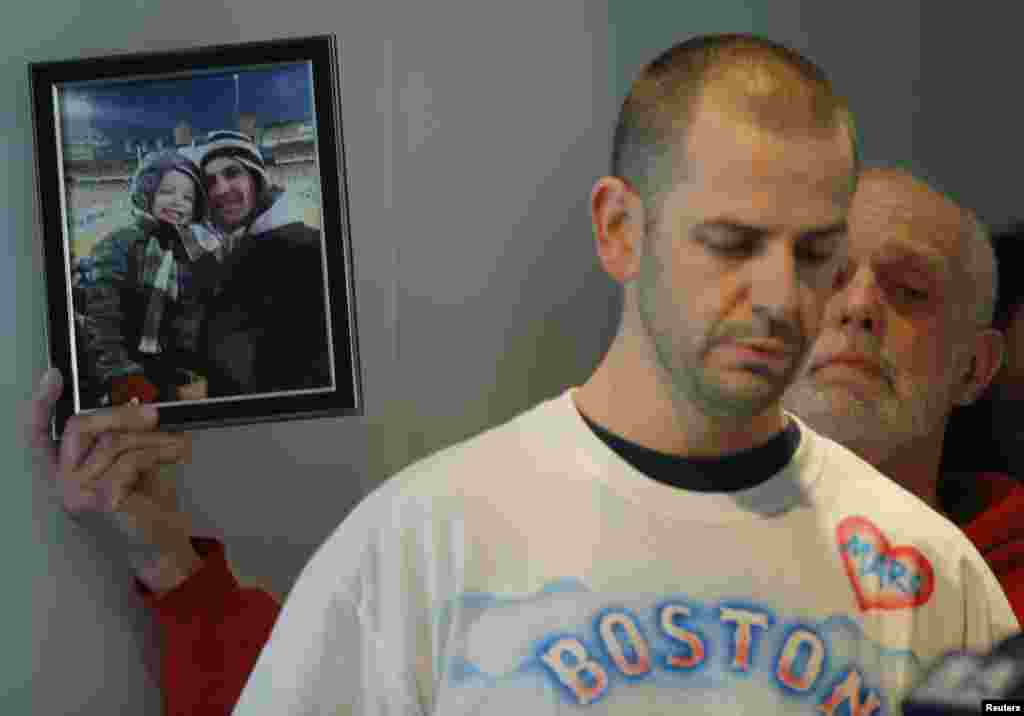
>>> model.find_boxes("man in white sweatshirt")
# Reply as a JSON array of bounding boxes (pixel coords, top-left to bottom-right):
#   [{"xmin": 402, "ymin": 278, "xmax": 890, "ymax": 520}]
[{"xmin": 28, "ymin": 33, "xmax": 1019, "ymax": 716}]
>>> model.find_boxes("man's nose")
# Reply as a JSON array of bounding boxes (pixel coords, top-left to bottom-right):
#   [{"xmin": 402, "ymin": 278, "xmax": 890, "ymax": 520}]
[
  {"xmin": 833, "ymin": 267, "xmax": 884, "ymax": 337},
  {"xmin": 208, "ymin": 176, "xmax": 228, "ymax": 195},
  {"xmin": 750, "ymin": 244, "xmax": 800, "ymax": 322}
]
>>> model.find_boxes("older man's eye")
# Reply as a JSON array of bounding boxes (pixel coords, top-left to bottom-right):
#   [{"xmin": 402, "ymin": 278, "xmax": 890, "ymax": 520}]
[{"xmin": 898, "ymin": 285, "xmax": 929, "ymax": 301}]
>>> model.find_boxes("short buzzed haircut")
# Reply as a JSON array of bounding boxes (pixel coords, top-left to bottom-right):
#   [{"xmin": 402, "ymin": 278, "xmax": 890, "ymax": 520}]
[{"xmin": 611, "ymin": 33, "xmax": 860, "ymax": 213}]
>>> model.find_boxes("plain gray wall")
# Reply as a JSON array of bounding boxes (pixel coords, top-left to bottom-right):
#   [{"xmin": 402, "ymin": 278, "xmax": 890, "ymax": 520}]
[
  {"xmin": 915, "ymin": 7, "xmax": 1024, "ymax": 229},
  {"xmin": 7, "ymin": 1, "xmax": 1023, "ymax": 712}
]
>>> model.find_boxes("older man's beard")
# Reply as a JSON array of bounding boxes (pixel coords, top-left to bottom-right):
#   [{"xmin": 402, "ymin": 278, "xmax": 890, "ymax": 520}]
[{"xmin": 782, "ymin": 361, "xmax": 946, "ymax": 467}]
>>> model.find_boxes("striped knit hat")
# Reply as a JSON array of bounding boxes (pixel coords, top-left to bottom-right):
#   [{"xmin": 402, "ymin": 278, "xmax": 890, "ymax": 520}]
[{"xmin": 196, "ymin": 130, "xmax": 270, "ymax": 189}]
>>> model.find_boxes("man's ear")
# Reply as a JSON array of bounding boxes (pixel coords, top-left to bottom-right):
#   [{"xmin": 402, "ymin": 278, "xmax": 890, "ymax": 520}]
[
  {"xmin": 953, "ymin": 328, "xmax": 1005, "ymax": 406},
  {"xmin": 590, "ymin": 176, "xmax": 646, "ymax": 285}
]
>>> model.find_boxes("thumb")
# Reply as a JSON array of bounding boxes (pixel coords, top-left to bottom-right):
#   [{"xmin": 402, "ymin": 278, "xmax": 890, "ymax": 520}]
[{"xmin": 27, "ymin": 367, "xmax": 63, "ymax": 474}]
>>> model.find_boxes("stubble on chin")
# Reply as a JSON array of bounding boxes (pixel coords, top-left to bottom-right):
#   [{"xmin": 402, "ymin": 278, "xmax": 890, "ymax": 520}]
[{"xmin": 672, "ymin": 355, "xmax": 787, "ymax": 423}]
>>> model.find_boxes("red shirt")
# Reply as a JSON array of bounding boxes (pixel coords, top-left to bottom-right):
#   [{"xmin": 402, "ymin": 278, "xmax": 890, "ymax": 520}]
[
  {"xmin": 135, "ymin": 538, "xmax": 280, "ymax": 716},
  {"xmin": 961, "ymin": 472, "xmax": 1024, "ymax": 624}
]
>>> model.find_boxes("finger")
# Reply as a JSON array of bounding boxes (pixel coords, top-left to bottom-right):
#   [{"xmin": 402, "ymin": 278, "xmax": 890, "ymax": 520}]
[
  {"xmin": 107, "ymin": 444, "xmax": 188, "ymax": 512},
  {"xmin": 59, "ymin": 403, "xmax": 160, "ymax": 470},
  {"xmin": 26, "ymin": 368, "xmax": 63, "ymax": 473},
  {"xmin": 29, "ymin": 367, "xmax": 63, "ymax": 434},
  {"xmin": 54, "ymin": 431, "xmax": 113, "ymax": 509},
  {"xmin": 75, "ymin": 402, "xmax": 161, "ymax": 438},
  {"xmin": 60, "ymin": 475, "xmax": 106, "ymax": 514},
  {"xmin": 75, "ymin": 432, "xmax": 190, "ymax": 488}
]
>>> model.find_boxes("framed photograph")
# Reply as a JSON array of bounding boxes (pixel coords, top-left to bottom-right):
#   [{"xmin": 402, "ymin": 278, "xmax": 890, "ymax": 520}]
[{"xmin": 29, "ymin": 35, "xmax": 362, "ymax": 435}]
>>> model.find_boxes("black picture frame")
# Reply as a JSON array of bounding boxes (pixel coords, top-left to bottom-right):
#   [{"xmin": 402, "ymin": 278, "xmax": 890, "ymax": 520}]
[{"xmin": 29, "ymin": 35, "xmax": 362, "ymax": 436}]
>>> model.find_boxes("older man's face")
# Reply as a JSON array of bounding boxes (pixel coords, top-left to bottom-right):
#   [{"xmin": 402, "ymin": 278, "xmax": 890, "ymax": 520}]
[
  {"xmin": 783, "ymin": 171, "xmax": 972, "ymax": 464},
  {"xmin": 204, "ymin": 156, "xmax": 257, "ymax": 230}
]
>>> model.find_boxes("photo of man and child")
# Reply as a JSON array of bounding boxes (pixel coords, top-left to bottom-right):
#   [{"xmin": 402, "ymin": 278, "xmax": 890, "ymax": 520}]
[{"xmin": 60, "ymin": 63, "xmax": 338, "ymax": 412}]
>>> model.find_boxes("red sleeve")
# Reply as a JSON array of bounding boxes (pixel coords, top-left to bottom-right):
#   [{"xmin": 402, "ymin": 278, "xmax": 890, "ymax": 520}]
[
  {"xmin": 994, "ymin": 558, "xmax": 1024, "ymax": 626},
  {"xmin": 135, "ymin": 537, "xmax": 282, "ymax": 716},
  {"xmin": 962, "ymin": 473, "xmax": 1024, "ymax": 625}
]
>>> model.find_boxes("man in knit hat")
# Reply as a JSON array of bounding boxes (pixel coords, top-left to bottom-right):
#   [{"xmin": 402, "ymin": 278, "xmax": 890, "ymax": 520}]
[
  {"xmin": 195, "ymin": 130, "xmax": 274, "ymax": 244},
  {"xmin": 191, "ymin": 130, "xmax": 332, "ymax": 396}
]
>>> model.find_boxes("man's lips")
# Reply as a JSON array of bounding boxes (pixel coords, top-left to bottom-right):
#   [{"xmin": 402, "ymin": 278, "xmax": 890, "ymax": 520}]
[
  {"xmin": 732, "ymin": 340, "xmax": 794, "ymax": 356},
  {"xmin": 720, "ymin": 341, "xmax": 796, "ymax": 371},
  {"xmin": 811, "ymin": 352, "xmax": 885, "ymax": 379},
  {"xmin": 215, "ymin": 201, "xmax": 244, "ymax": 213},
  {"xmin": 212, "ymin": 193, "xmax": 246, "ymax": 214}
]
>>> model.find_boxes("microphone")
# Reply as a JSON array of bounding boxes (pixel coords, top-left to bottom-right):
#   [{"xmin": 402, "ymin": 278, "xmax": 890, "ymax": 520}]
[{"xmin": 903, "ymin": 632, "xmax": 1024, "ymax": 714}]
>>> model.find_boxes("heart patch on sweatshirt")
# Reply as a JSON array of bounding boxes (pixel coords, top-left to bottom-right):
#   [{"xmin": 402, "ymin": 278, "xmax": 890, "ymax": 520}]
[{"xmin": 837, "ymin": 516, "xmax": 935, "ymax": 611}]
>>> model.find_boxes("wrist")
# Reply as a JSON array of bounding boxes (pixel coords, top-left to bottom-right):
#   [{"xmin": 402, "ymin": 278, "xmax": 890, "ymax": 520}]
[{"xmin": 134, "ymin": 543, "xmax": 203, "ymax": 597}]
